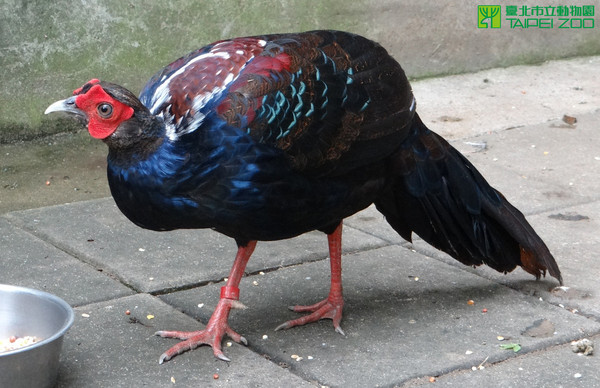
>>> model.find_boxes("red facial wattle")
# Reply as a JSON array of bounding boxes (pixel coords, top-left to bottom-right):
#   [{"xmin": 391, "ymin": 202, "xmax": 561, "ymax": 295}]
[{"xmin": 74, "ymin": 83, "xmax": 134, "ymax": 139}]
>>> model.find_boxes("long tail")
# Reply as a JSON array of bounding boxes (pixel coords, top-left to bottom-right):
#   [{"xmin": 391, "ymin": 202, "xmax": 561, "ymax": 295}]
[{"xmin": 375, "ymin": 113, "xmax": 562, "ymax": 284}]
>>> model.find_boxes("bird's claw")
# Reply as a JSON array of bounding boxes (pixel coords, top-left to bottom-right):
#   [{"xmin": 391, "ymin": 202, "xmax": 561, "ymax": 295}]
[
  {"xmin": 158, "ymin": 352, "xmax": 171, "ymax": 365},
  {"xmin": 155, "ymin": 326, "xmax": 247, "ymax": 364},
  {"xmin": 275, "ymin": 297, "xmax": 345, "ymax": 335},
  {"xmin": 215, "ymin": 351, "xmax": 231, "ymax": 363},
  {"xmin": 274, "ymin": 321, "xmax": 291, "ymax": 331}
]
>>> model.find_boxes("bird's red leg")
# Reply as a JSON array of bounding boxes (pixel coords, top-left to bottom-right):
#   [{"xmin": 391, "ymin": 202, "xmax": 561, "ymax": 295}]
[
  {"xmin": 275, "ymin": 222, "xmax": 345, "ymax": 335},
  {"xmin": 155, "ymin": 240, "xmax": 257, "ymax": 363}
]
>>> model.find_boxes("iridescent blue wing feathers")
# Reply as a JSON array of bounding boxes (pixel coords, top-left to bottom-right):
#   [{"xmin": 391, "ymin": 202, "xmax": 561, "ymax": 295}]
[{"xmin": 139, "ymin": 31, "xmax": 416, "ymax": 174}]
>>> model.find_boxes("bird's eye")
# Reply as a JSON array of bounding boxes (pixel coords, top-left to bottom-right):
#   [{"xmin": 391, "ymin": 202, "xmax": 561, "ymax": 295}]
[{"xmin": 97, "ymin": 103, "xmax": 113, "ymax": 118}]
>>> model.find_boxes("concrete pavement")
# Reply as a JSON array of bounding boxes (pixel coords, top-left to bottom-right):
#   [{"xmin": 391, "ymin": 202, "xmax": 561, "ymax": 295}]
[{"xmin": 2, "ymin": 58, "xmax": 600, "ymax": 387}]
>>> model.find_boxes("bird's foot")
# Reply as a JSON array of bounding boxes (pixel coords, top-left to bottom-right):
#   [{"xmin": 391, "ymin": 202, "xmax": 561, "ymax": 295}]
[
  {"xmin": 275, "ymin": 296, "xmax": 345, "ymax": 335},
  {"xmin": 155, "ymin": 325, "xmax": 247, "ymax": 364},
  {"xmin": 155, "ymin": 298, "xmax": 247, "ymax": 363}
]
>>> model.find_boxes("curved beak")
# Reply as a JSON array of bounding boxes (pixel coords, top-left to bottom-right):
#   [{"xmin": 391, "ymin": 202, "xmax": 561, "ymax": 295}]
[{"xmin": 44, "ymin": 96, "xmax": 84, "ymax": 116}]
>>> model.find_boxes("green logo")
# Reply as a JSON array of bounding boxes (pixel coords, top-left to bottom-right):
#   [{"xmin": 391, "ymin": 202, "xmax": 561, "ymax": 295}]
[{"xmin": 478, "ymin": 5, "xmax": 501, "ymax": 28}]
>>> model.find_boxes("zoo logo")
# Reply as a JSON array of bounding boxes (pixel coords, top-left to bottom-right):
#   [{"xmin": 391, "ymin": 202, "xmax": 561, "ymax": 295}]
[
  {"xmin": 477, "ymin": 5, "xmax": 596, "ymax": 29},
  {"xmin": 478, "ymin": 5, "xmax": 501, "ymax": 28}
]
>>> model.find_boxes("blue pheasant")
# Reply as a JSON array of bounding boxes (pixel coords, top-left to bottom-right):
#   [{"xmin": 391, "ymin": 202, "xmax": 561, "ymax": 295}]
[{"xmin": 45, "ymin": 30, "xmax": 562, "ymax": 364}]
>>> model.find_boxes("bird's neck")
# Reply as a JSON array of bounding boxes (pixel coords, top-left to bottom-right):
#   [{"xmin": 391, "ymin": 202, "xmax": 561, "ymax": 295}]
[{"xmin": 105, "ymin": 114, "xmax": 167, "ymax": 168}]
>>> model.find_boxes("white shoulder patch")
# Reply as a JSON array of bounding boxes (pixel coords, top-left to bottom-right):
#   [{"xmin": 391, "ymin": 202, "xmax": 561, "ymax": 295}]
[{"xmin": 148, "ymin": 46, "xmax": 258, "ymax": 141}]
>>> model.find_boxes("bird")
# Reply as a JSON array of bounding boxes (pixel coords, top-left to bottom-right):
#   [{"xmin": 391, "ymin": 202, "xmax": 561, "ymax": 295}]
[{"xmin": 45, "ymin": 30, "xmax": 562, "ymax": 364}]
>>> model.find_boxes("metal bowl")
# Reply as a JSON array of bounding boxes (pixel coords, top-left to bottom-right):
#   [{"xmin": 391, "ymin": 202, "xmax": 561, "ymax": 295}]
[{"xmin": 0, "ymin": 284, "xmax": 74, "ymax": 388}]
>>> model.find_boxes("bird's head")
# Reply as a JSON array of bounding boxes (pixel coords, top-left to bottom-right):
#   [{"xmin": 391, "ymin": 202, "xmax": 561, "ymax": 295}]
[{"xmin": 45, "ymin": 79, "xmax": 159, "ymax": 147}]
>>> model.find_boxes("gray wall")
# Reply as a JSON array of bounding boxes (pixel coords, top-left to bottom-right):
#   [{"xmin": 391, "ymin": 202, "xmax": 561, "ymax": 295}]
[{"xmin": 1, "ymin": 0, "xmax": 599, "ymax": 141}]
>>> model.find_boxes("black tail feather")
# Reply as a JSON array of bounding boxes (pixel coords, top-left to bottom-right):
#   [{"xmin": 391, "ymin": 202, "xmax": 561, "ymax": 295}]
[{"xmin": 376, "ymin": 113, "xmax": 562, "ymax": 284}]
